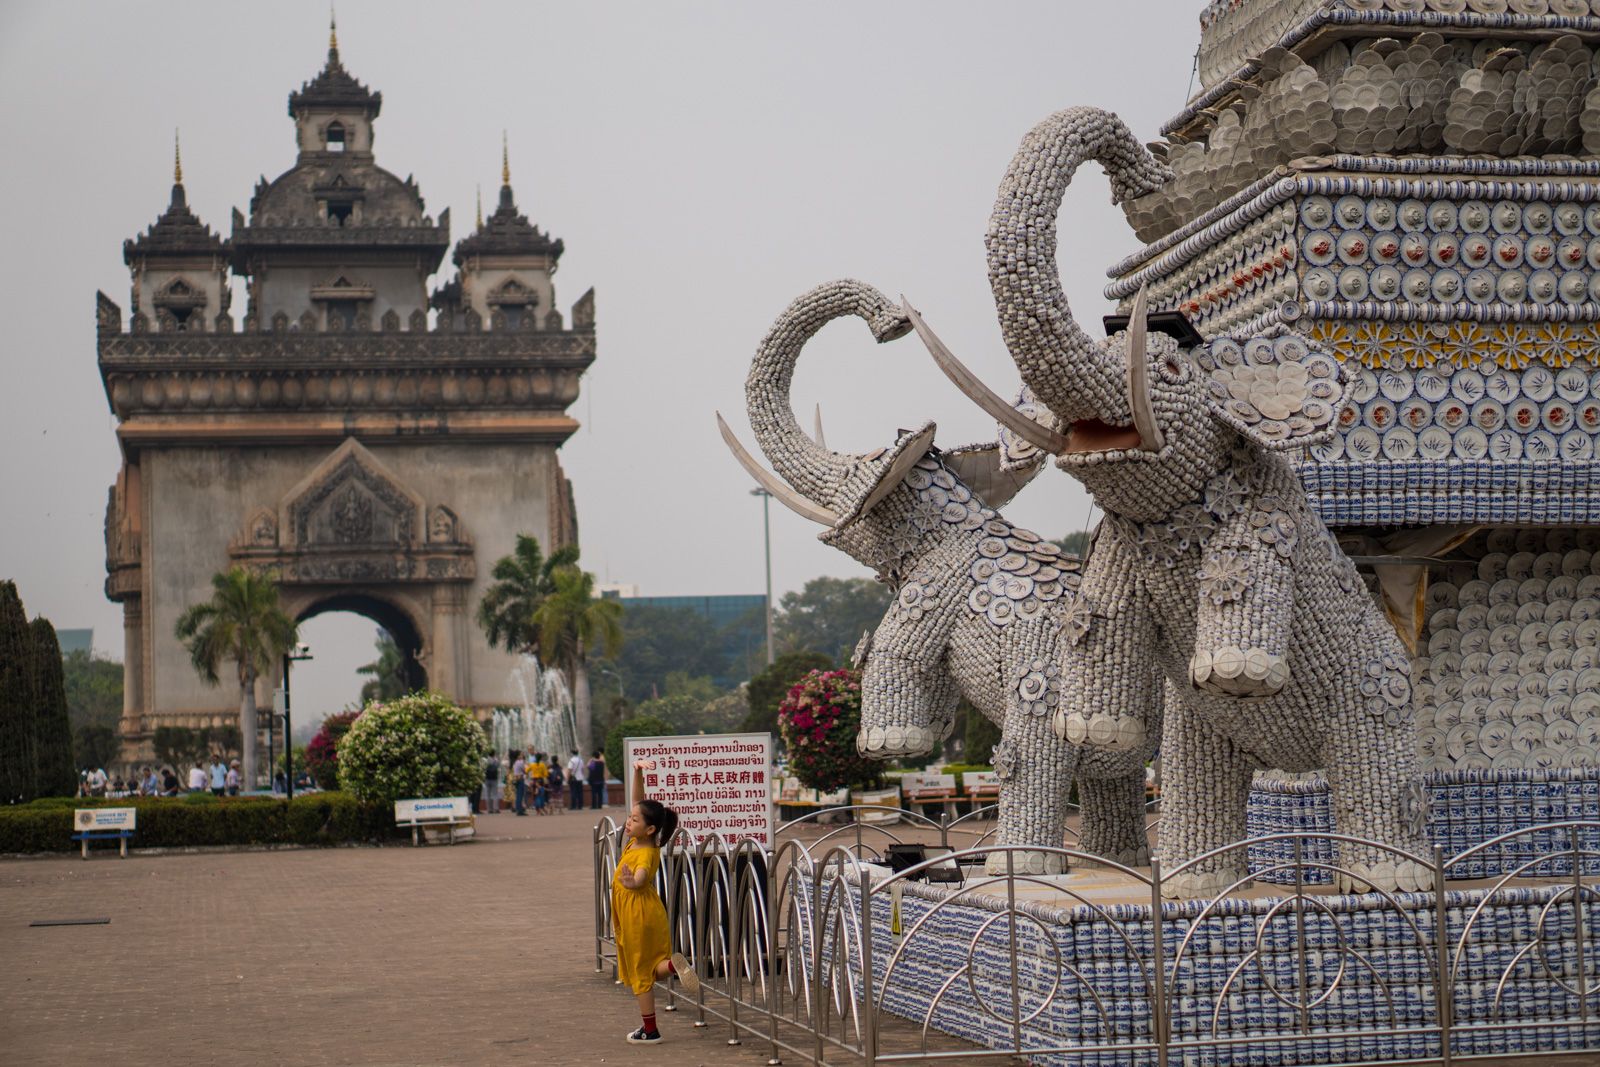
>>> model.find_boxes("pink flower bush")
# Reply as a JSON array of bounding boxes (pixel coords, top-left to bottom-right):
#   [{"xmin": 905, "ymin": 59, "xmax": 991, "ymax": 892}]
[{"xmin": 777, "ymin": 669, "xmax": 880, "ymax": 793}]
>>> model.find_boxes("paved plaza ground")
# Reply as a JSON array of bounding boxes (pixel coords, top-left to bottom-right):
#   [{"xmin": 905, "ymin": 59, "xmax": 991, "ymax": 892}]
[
  {"xmin": 0, "ymin": 802, "xmax": 776, "ymax": 1067},
  {"xmin": 4, "ymin": 805, "xmax": 1596, "ymax": 1067}
]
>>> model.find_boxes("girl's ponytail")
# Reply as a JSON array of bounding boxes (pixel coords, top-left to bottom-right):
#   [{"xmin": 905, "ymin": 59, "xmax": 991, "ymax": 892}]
[{"xmin": 639, "ymin": 798, "xmax": 678, "ymax": 847}]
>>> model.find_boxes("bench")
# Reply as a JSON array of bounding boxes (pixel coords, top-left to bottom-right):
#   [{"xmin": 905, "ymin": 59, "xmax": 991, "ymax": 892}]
[
  {"xmin": 394, "ymin": 797, "xmax": 474, "ymax": 846},
  {"xmin": 72, "ymin": 808, "xmax": 136, "ymax": 859},
  {"xmin": 962, "ymin": 771, "xmax": 1000, "ymax": 817},
  {"xmin": 901, "ymin": 773, "xmax": 962, "ymax": 820}
]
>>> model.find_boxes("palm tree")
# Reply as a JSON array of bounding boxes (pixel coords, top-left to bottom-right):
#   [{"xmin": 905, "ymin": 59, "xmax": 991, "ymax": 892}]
[
  {"xmin": 174, "ymin": 567, "xmax": 298, "ymax": 790},
  {"xmin": 476, "ymin": 534, "xmax": 579, "ymax": 659},
  {"xmin": 357, "ymin": 628, "xmax": 411, "ymax": 704},
  {"xmin": 531, "ymin": 565, "xmax": 623, "ymax": 750}
]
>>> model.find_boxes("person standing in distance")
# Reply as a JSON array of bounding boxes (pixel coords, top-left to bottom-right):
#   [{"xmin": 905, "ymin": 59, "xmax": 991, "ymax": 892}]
[{"xmin": 567, "ymin": 750, "xmax": 585, "ymax": 811}]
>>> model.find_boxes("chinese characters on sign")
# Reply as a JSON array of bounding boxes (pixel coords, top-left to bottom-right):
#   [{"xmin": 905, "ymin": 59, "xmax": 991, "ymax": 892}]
[{"xmin": 624, "ymin": 732, "xmax": 774, "ymax": 847}]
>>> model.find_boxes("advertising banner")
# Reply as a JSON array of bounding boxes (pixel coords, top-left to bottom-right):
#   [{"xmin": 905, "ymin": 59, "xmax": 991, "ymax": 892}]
[{"xmin": 624, "ymin": 732, "xmax": 774, "ymax": 846}]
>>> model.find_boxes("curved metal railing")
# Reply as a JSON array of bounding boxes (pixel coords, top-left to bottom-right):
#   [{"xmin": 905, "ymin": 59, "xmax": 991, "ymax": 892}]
[{"xmin": 593, "ymin": 803, "xmax": 1600, "ymax": 1066}]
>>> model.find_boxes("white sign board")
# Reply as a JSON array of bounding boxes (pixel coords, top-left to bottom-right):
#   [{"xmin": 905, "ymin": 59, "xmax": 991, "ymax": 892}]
[
  {"xmin": 901, "ymin": 773, "xmax": 957, "ymax": 797},
  {"xmin": 963, "ymin": 771, "xmax": 1000, "ymax": 795},
  {"xmin": 394, "ymin": 797, "xmax": 471, "ymax": 822},
  {"xmin": 74, "ymin": 808, "xmax": 136, "ymax": 831},
  {"xmin": 625, "ymin": 732, "xmax": 775, "ymax": 847}
]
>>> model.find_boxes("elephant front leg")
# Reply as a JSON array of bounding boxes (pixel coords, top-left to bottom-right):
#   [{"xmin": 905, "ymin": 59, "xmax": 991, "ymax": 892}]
[
  {"xmin": 1055, "ymin": 537, "xmax": 1161, "ymax": 753},
  {"xmin": 1156, "ymin": 695, "xmax": 1255, "ymax": 899},
  {"xmin": 987, "ymin": 705, "xmax": 1076, "ymax": 876},
  {"xmin": 1191, "ymin": 537, "xmax": 1294, "ymax": 699},
  {"xmin": 1076, "ymin": 771, "xmax": 1151, "ymax": 869}
]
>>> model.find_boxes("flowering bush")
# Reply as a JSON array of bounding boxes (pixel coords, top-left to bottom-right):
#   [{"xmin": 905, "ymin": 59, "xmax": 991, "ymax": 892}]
[
  {"xmin": 336, "ymin": 692, "xmax": 488, "ymax": 805},
  {"xmin": 306, "ymin": 710, "xmax": 362, "ymax": 791},
  {"xmin": 777, "ymin": 668, "xmax": 880, "ymax": 792}
]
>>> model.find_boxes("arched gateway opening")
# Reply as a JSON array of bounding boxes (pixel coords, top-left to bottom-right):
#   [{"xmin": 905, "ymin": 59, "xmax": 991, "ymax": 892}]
[{"xmin": 298, "ymin": 594, "xmax": 428, "ymax": 695}]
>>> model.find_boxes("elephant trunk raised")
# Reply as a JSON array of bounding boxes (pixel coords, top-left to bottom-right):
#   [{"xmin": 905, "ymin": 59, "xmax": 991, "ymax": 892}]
[{"xmin": 985, "ymin": 107, "xmax": 1172, "ymax": 454}]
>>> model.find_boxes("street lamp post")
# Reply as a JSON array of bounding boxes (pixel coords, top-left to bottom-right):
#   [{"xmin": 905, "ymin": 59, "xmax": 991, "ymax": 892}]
[
  {"xmin": 282, "ymin": 643, "xmax": 313, "ymax": 800},
  {"xmin": 750, "ymin": 487, "xmax": 774, "ymax": 666}
]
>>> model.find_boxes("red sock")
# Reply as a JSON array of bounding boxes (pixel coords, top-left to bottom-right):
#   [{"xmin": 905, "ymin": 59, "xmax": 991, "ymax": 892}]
[
  {"xmin": 641, "ymin": 1012, "xmax": 657, "ymax": 1034},
  {"xmin": 666, "ymin": 960, "xmax": 677, "ymax": 975}
]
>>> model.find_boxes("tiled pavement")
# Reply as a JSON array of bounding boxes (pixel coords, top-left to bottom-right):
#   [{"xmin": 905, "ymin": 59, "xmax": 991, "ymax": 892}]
[
  {"xmin": 0, "ymin": 804, "xmax": 775, "ymax": 1067},
  {"xmin": 4, "ymin": 806, "xmax": 1593, "ymax": 1067}
]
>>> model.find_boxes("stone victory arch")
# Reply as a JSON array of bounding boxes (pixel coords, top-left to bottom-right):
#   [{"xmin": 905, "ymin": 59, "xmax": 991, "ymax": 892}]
[{"xmin": 97, "ymin": 32, "xmax": 594, "ymax": 770}]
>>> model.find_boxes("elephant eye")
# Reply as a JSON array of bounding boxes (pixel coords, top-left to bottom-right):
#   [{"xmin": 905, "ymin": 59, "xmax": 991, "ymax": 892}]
[{"xmin": 1161, "ymin": 354, "xmax": 1187, "ymax": 383}]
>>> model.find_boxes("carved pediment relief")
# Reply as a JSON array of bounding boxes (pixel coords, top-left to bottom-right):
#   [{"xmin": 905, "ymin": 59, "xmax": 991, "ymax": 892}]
[
  {"xmin": 229, "ymin": 439, "xmax": 474, "ymax": 584},
  {"xmin": 154, "ymin": 276, "xmax": 207, "ymax": 309},
  {"xmin": 280, "ymin": 439, "xmax": 423, "ymax": 548},
  {"xmin": 487, "ymin": 276, "xmax": 537, "ymax": 307},
  {"xmin": 229, "ymin": 506, "xmax": 278, "ymax": 551}
]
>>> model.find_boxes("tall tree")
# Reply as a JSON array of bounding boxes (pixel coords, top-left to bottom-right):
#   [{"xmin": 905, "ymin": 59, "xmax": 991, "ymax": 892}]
[
  {"xmin": 62, "ymin": 649, "xmax": 123, "ymax": 733},
  {"xmin": 774, "ymin": 577, "xmax": 893, "ymax": 665},
  {"xmin": 476, "ymin": 534, "xmax": 578, "ymax": 660},
  {"xmin": 531, "ymin": 565, "xmax": 623, "ymax": 750},
  {"xmin": 742, "ymin": 649, "xmax": 832, "ymax": 736},
  {"xmin": 0, "ymin": 582, "xmax": 37, "ymax": 803},
  {"xmin": 356, "ymin": 628, "xmax": 411, "ymax": 704},
  {"xmin": 29, "ymin": 618, "xmax": 77, "ymax": 797},
  {"xmin": 174, "ymin": 567, "xmax": 298, "ymax": 790},
  {"xmin": 611, "ymin": 604, "xmax": 728, "ymax": 703}
]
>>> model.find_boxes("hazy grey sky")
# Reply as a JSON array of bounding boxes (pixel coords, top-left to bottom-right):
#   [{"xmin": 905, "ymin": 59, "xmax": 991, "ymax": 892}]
[{"xmin": 0, "ymin": 1, "xmax": 1198, "ymax": 720}]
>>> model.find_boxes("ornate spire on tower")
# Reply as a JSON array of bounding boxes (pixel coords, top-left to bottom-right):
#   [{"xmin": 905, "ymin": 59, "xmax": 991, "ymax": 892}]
[{"xmin": 174, "ymin": 128, "xmax": 183, "ymax": 185}]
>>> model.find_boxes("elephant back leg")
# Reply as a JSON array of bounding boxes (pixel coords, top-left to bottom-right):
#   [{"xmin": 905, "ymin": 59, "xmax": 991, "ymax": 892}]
[
  {"xmin": 1075, "ymin": 770, "xmax": 1151, "ymax": 868},
  {"xmin": 1324, "ymin": 711, "xmax": 1433, "ymax": 895},
  {"xmin": 1156, "ymin": 695, "xmax": 1255, "ymax": 899},
  {"xmin": 987, "ymin": 705, "xmax": 1077, "ymax": 875}
]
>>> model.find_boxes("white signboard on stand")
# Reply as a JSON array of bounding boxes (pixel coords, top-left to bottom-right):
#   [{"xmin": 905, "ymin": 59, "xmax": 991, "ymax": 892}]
[{"xmin": 624, "ymin": 732, "xmax": 775, "ymax": 847}]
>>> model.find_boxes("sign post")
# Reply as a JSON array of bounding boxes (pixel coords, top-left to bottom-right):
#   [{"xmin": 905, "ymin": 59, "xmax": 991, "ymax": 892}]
[{"xmin": 623, "ymin": 732, "xmax": 775, "ymax": 847}]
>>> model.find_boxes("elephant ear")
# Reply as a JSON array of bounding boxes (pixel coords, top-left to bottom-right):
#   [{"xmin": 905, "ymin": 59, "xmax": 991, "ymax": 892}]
[
  {"xmin": 940, "ymin": 443, "xmax": 1041, "ymax": 510},
  {"xmin": 1195, "ymin": 333, "xmax": 1351, "ymax": 450}
]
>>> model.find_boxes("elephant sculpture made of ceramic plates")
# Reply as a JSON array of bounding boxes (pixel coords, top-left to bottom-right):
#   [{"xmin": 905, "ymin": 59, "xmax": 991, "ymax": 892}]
[
  {"xmin": 718, "ymin": 278, "xmax": 1157, "ymax": 874},
  {"xmin": 911, "ymin": 108, "xmax": 1429, "ymax": 897}
]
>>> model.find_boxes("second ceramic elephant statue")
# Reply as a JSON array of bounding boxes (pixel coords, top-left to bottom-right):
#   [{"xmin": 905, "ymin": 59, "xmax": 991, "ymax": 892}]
[
  {"xmin": 719, "ymin": 278, "xmax": 1156, "ymax": 874},
  {"xmin": 916, "ymin": 106, "xmax": 1430, "ymax": 897}
]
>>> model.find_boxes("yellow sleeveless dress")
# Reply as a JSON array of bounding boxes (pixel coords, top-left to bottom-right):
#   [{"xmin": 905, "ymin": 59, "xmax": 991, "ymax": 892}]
[{"xmin": 612, "ymin": 841, "xmax": 671, "ymax": 994}]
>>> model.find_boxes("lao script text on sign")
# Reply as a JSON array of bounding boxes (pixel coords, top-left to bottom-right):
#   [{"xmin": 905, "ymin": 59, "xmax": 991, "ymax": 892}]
[{"xmin": 625, "ymin": 732, "xmax": 774, "ymax": 847}]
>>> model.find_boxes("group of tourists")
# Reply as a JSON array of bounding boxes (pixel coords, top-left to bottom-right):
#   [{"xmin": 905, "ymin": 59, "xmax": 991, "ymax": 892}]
[
  {"xmin": 79, "ymin": 758, "xmax": 240, "ymax": 799},
  {"xmin": 480, "ymin": 748, "xmax": 610, "ymax": 816}
]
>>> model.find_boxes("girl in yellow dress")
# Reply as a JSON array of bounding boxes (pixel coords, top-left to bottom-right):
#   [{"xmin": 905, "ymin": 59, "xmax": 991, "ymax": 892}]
[{"xmin": 613, "ymin": 758, "xmax": 700, "ymax": 1043}]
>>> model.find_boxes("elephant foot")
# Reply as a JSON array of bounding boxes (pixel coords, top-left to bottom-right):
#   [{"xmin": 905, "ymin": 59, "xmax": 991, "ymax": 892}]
[
  {"xmin": 1189, "ymin": 647, "xmax": 1289, "ymax": 698},
  {"xmin": 1054, "ymin": 711, "xmax": 1145, "ymax": 750},
  {"xmin": 984, "ymin": 849, "xmax": 1067, "ymax": 876},
  {"xmin": 856, "ymin": 724, "xmax": 939, "ymax": 758},
  {"xmin": 1335, "ymin": 858, "xmax": 1433, "ymax": 896},
  {"xmin": 1075, "ymin": 843, "xmax": 1150, "ymax": 870},
  {"xmin": 1161, "ymin": 866, "xmax": 1248, "ymax": 900}
]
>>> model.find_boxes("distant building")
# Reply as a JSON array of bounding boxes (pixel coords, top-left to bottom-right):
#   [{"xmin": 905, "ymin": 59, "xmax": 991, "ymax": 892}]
[
  {"xmin": 56, "ymin": 629, "xmax": 94, "ymax": 656},
  {"xmin": 97, "ymin": 24, "xmax": 596, "ymax": 771},
  {"xmin": 605, "ymin": 592, "xmax": 768, "ymax": 688}
]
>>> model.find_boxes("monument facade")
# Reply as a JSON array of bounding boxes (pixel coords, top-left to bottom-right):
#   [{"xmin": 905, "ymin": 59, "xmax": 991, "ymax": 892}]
[{"xmin": 98, "ymin": 31, "xmax": 594, "ymax": 770}]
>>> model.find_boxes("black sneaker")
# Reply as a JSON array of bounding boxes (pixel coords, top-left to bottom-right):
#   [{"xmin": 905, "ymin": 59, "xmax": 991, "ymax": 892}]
[{"xmin": 625, "ymin": 1027, "xmax": 661, "ymax": 1043}]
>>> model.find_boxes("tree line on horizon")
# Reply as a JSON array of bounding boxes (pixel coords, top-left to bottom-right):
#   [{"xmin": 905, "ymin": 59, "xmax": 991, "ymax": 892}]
[{"xmin": 0, "ymin": 581, "xmax": 78, "ymax": 802}]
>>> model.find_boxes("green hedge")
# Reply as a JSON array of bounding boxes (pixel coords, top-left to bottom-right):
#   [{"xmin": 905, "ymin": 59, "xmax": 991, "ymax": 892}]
[{"xmin": 0, "ymin": 792, "xmax": 392, "ymax": 853}]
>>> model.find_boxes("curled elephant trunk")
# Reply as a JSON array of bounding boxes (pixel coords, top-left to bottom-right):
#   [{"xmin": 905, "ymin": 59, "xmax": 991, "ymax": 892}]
[
  {"xmin": 985, "ymin": 107, "xmax": 1172, "ymax": 429},
  {"xmin": 744, "ymin": 280, "xmax": 913, "ymax": 514}
]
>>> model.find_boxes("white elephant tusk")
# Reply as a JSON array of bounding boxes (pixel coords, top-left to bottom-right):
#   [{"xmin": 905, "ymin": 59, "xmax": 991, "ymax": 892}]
[
  {"xmin": 813, "ymin": 403, "xmax": 826, "ymax": 449},
  {"xmin": 716, "ymin": 412, "xmax": 842, "ymax": 526},
  {"xmin": 1125, "ymin": 283, "xmax": 1166, "ymax": 453},
  {"xmin": 901, "ymin": 296, "xmax": 1072, "ymax": 455}
]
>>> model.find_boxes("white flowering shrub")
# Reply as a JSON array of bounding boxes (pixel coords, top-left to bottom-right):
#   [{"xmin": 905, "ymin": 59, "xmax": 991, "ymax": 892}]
[{"xmin": 336, "ymin": 692, "xmax": 489, "ymax": 805}]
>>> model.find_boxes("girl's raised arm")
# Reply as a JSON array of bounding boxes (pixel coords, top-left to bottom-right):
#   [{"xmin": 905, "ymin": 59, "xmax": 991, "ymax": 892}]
[{"xmin": 633, "ymin": 758, "xmax": 655, "ymax": 803}]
